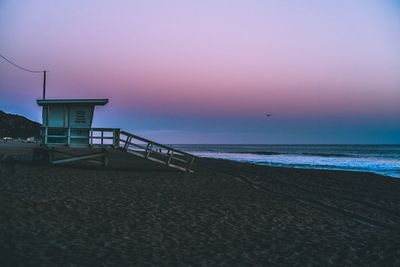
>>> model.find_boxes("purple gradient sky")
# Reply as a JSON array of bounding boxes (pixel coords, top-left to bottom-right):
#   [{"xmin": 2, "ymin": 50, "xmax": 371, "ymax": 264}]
[{"xmin": 1, "ymin": 0, "xmax": 399, "ymax": 144}]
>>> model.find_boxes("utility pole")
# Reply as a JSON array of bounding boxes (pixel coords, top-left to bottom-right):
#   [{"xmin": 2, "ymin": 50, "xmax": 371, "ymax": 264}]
[{"xmin": 42, "ymin": 70, "xmax": 47, "ymax": 99}]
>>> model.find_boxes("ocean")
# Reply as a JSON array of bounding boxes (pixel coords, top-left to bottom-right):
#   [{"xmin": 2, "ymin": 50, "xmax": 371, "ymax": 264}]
[{"xmin": 173, "ymin": 145, "xmax": 400, "ymax": 178}]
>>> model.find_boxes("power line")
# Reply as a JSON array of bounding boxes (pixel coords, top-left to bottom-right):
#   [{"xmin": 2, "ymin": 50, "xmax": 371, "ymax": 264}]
[
  {"xmin": 0, "ymin": 54, "xmax": 48, "ymax": 99},
  {"xmin": 0, "ymin": 54, "xmax": 44, "ymax": 73}
]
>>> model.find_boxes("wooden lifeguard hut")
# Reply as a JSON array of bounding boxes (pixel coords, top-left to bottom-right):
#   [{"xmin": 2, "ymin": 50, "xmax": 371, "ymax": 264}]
[
  {"xmin": 34, "ymin": 98, "xmax": 196, "ymax": 172},
  {"xmin": 37, "ymin": 99, "xmax": 111, "ymax": 146}
]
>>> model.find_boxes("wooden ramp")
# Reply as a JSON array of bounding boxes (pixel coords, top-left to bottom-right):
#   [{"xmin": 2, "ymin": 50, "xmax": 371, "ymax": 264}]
[
  {"xmin": 39, "ymin": 127, "xmax": 197, "ymax": 172},
  {"xmin": 119, "ymin": 131, "xmax": 196, "ymax": 172}
]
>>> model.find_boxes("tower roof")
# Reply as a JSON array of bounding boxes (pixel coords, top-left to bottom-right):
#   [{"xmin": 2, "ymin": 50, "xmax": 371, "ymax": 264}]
[{"xmin": 37, "ymin": 99, "xmax": 108, "ymax": 106}]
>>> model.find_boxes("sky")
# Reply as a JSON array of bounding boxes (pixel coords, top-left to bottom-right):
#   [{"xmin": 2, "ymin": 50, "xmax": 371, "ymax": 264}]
[{"xmin": 0, "ymin": 0, "xmax": 399, "ymax": 144}]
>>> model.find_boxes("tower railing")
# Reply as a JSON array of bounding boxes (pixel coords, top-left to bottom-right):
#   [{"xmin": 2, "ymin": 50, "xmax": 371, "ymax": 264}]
[{"xmin": 40, "ymin": 127, "xmax": 120, "ymax": 147}]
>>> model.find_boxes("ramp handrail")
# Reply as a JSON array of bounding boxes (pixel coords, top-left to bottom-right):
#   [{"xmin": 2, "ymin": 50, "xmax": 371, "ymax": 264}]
[
  {"xmin": 120, "ymin": 130, "xmax": 196, "ymax": 172},
  {"xmin": 120, "ymin": 131, "xmax": 193, "ymax": 157}
]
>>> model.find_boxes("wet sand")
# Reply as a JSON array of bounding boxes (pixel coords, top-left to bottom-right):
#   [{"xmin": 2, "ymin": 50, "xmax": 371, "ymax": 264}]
[{"xmin": 1, "ymin": 143, "xmax": 400, "ymax": 266}]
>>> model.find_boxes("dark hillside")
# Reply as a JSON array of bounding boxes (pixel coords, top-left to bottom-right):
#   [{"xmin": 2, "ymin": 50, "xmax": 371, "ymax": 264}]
[{"xmin": 0, "ymin": 110, "xmax": 40, "ymax": 138}]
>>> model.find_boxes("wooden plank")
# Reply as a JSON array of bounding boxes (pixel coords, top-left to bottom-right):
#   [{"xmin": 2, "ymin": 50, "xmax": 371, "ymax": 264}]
[
  {"xmin": 129, "ymin": 143, "xmax": 148, "ymax": 150},
  {"xmin": 91, "ymin": 127, "xmax": 117, "ymax": 132},
  {"xmin": 52, "ymin": 152, "xmax": 107, "ymax": 164},
  {"xmin": 127, "ymin": 144, "xmax": 180, "ymax": 159},
  {"xmin": 187, "ymin": 156, "xmax": 195, "ymax": 170},
  {"xmin": 51, "ymin": 150, "xmax": 105, "ymax": 165},
  {"xmin": 125, "ymin": 148, "xmax": 187, "ymax": 169},
  {"xmin": 125, "ymin": 149, "xmax": 146, "ymax": 158},
  {"xmin": 67, "ymin": 128, "xmax": 71, "ymax": 145},
  {"xmin": 147, "ymin": 156, "xmax": 167, "ymax": 165},
  {"xmin": 90, "ymin": 144, "xmax": 114, "ymax": 148},
  {"xmin": 168, "ymin": 163, "xmax": 189, "ymax": 172},
  {"xmin": 170, "ymin": 156, "xmax": 188, "ymax": 163}
]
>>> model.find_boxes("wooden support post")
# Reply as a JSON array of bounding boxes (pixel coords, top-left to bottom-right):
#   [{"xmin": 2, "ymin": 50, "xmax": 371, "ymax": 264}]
[
  {"xmin": 145, "ymin": 143, "xmax": 151, "ymax": 158},
  {"xmin": 67, "ymin": 128, "xmax": 71, "ymax": 146},
  {"xmin": 104, "ymin": 155, "xmax": 108, "ymax": 167},
  {"xmin": 124, "ymin": 136, "xmax": 131, "ymax": 150},
  {"xmin": 90, "ymin": 129, "xmax": 93, "ymax": 146},
  {"xmin": 101, "ymin": 131, "xmax": 104, "ymax": 145},
  {"xmin": 167, "ymin": 150, "xmax": 174, "ymax": 166},
  {"xmin": 49, "ymin": 148, "xmax": 54, "ymax": 165},
  {"xmin": 103, "ymin": 149, "xmax": 108, "ymax": 167},
  {"xmin": 113, "ymin": 129, "xmax": 120, "ymax": 148},
  {"xmin": 187, "ymin": 157, "xmax": 195, "ymax": 171},
  {"xmin": 44, "ymin": 127, "xmax": 48, "ymax": 145}
]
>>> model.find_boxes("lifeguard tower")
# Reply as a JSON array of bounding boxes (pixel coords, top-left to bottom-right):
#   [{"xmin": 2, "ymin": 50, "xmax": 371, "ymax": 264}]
[
  {"xmin": 38, "ymin": 99, "xmax": 111, "ymax": 146},
  {"xmin": 34, "ymin": 98, "xmax": 196, "ymax": 172}
]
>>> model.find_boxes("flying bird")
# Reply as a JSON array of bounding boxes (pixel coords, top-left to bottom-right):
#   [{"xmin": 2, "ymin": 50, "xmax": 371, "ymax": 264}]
[{"xmin": 266, "ymin": 113, "xmax": 272, "ymax": 117}]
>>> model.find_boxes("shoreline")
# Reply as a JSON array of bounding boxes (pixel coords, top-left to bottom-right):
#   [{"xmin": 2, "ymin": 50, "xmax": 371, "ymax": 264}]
[
  {"xmin": 192, "ymin": 152, "xmax": 400, "ymax": 179},
  {"xmin": 203, "ymin": 158, "xmax": 400, "ymax": 179},
  {"xmin": 1, "ymin": 144, "xmax": 400, "ymax": 265}
]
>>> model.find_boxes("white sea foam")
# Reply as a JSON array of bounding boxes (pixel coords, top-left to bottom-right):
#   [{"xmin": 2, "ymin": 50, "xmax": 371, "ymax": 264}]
[{"xmin": 193, "ymin": 151, "xmax": 400, "ymax": 178}]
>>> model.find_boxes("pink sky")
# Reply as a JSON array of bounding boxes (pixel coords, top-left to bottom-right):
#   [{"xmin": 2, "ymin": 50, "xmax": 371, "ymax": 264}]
[{"xmin": 1, "ymin": 0, "xmax": 399, "ymax": 143}]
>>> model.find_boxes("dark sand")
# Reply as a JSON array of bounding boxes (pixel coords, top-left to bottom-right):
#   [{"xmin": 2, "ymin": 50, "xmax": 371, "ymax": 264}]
[{"xmin": 1, "ymin": 143, "xmax": 400, "ymax": 266}]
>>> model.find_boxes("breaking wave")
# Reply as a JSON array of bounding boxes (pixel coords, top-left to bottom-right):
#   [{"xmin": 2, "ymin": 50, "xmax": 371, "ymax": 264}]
[{"xmin": 193, "ymin": 151, "xmax": 400, "ymax": 178}]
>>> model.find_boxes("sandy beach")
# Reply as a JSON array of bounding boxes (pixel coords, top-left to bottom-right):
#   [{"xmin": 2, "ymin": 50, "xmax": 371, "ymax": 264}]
[
  {"xmin": 2, "ymin": 0, "xmax": 399, "ymax": 265},
  {"xmin": 1, "ymin": 143, "xmax": 400, "ymax": 266}
]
